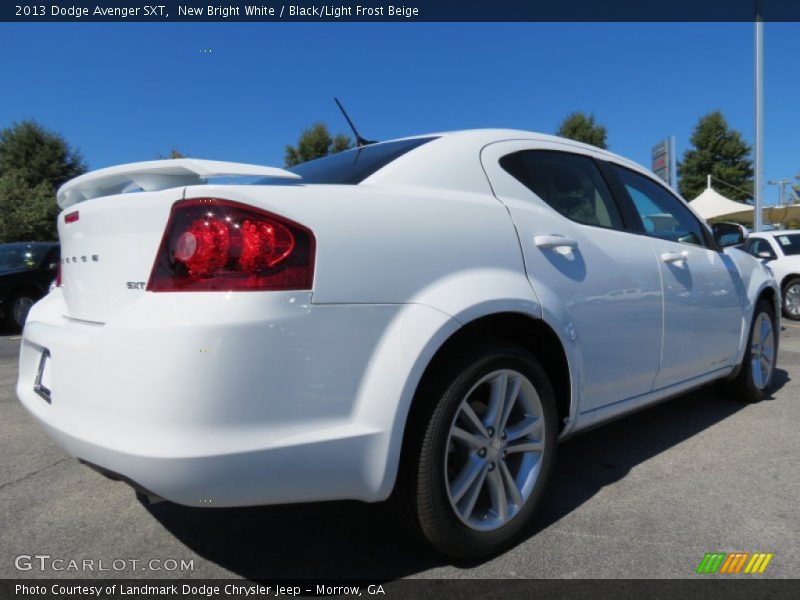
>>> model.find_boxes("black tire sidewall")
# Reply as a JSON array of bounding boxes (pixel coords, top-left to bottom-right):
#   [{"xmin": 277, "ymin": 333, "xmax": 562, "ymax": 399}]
[
  {"xmin": 5, "ymin": 294, "xmax": 34, "ymax": 331},
  {"xmin": 415, "ymin": 344, "xmax": 558, "ymax": 558}
]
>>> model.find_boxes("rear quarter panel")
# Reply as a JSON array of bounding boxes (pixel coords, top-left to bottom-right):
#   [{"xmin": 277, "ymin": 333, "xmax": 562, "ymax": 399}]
[{"xmin": 183, "ymin": 183, "xmax": 532, "ymax": 308}]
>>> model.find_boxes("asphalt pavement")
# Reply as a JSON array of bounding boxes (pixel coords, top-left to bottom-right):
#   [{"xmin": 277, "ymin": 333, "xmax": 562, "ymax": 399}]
[{"xmin": 1, "ymin": 325, "xmax": 798, "ymax": 580}]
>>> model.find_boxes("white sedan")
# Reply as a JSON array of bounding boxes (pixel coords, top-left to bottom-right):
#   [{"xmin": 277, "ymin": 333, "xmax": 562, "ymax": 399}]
[
  {"xmin": 742, "ymin": 230, "xmax": 800, "ymax": 320},
  {"xmin": 16, "ymin": 130, "xmax": 778, "ymax": 558}
]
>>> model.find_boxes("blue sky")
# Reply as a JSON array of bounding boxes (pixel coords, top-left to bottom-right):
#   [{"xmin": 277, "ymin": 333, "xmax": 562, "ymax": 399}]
[{"xmin": 1, "ymin": 22, "xmax": 798, "ymax": 204}]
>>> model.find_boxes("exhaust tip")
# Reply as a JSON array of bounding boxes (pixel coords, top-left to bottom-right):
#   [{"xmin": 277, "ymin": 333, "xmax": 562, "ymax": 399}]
[{"xmin": 79, "ymin": 459, "xmax": 166, "ymax": 505}]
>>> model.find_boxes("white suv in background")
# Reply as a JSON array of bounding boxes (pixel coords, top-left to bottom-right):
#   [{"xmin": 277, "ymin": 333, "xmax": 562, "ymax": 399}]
[{"xmin": 743, "ymin": 230, "xmax": 800, "ymax": 319}]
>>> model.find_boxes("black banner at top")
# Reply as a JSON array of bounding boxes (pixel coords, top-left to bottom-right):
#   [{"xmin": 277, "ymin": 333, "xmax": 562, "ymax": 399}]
[{"xmin": 3, "ymin": 0, "xmax": 800, "ymax": 22}]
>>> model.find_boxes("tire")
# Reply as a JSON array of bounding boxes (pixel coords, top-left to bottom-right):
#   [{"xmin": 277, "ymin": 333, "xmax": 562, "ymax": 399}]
[
  {"xmin": 3, "ymin": 293, "xmax": 36, "ymax": 331},
  {"xmin": 393, "ymin": 342, "xmax": 558, "ymax": 559},
  {"xmin": 730, "ymin": 299, "xmax": 778, "ymax": 402},
  {"xmin": 781, "ymin": 277, "xmax": 800, "ymax": 320}
]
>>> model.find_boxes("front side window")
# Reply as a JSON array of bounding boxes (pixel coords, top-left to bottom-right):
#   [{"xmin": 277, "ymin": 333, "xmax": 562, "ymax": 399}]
[
  {"xmin": 612, "ymin": 166, "xmax": 707, "ymax": 247},
  {"xmin": 500, "ymin": 150, "xmax": 624, "ymax": 229},
  {"xmin": 744, "ymin": 238, "xmax": 776, "ymax": 259}
]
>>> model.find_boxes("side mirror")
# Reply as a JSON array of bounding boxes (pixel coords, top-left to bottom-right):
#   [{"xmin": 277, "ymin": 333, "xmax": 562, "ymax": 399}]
[
  {"xmin": 711, "ymin": 222, "xmax": 748, "ymax": 248},
  {"xmin": 756, "ymin": 251, "xmax": 775, "ymax": 261}
]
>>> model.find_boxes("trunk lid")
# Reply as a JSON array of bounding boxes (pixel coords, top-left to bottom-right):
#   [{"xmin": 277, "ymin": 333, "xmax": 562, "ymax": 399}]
[
  {"xmin": 56, "ymin": 159, "xmax": 300, "ymax": 322},
  {"xmin": 58, "ymin": 188, "xmax": 181, "ymax": 322}
]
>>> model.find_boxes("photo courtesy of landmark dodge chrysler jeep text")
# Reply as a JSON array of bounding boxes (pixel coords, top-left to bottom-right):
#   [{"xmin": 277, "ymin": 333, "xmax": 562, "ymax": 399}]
[{"xmin": 17, "ymin": 130, "xmax": 779, "ymax": 558}]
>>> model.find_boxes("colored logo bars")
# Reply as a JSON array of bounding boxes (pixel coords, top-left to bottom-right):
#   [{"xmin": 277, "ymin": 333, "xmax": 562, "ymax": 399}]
[{"xmin": 696, "ymin": 552, "xmax": 774, "ymax": 574}]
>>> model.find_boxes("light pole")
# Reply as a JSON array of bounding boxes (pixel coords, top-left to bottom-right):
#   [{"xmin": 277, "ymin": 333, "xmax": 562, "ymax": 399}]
[
  {"xmin": 754, "ymin": 1, "xmax": 764, "ymax": 231},
  {"xmin": 768, "ymin": 179, "xmax": 790, "ymax": 206}
]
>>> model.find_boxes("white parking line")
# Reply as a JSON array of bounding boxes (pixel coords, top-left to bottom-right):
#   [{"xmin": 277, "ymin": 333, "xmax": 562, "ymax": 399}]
[
  {"xmin": 8, "ymin": 336, "xmax": 21, "ymax": 340},
  {"xmin": 782, "ymin": 322, "xmax": 800, "ymax": 329}
]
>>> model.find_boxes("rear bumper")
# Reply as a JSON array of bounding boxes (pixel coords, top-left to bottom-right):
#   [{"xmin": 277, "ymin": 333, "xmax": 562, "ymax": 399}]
[{"xmin": 17, "ymin": 289, "xmax": 407, "ymax": 507}]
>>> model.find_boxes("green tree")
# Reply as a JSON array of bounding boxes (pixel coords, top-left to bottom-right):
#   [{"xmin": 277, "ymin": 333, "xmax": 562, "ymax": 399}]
[
  {"xmin": 285, "ymin": 122, "xmax": 352, "ymax": 167},
  {"xmin": 0, "ymin": 120, "xmax": 85, "ymax": 188},
  {"xmin": 0, "ymin": 120, "xmax": 86, "ymax": 242},
  {"xmin": 556, "ymin": 112, "xmax": 608, "ymax": 149},
  {"xmin": 0, "ymin": 172, "xmax": 59, "ymax": 242},
  {"xmin": 678, "ymin": 111, "xmax": 753, "ymax": 202},
  {"xmin": 156, "ymin": 149, "xmax": 187, "ymax": 159}
]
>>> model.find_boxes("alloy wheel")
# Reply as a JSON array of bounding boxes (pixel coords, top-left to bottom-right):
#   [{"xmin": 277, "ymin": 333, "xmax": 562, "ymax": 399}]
[
  {"xmin": 750, "ymin": 312, "xmax": 775, "ymax": 390},
  {"xmin": 783, "ymin": 283, "xmax": 800, "ymax": 319},
  {"xmin": 444, "ymin": 369, "xmax": 545, "ymax": 531}
]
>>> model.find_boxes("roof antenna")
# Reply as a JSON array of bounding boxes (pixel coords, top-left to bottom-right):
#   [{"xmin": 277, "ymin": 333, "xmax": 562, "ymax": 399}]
[{"xmin": 334, "ymin": 97, "xmax": 377, "ymax": 147}]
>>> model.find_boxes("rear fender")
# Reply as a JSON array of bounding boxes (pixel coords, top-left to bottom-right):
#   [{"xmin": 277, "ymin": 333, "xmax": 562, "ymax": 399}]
[{"xmin": 353, "ymin": 267, "xmax": 579, "ymax": 499}]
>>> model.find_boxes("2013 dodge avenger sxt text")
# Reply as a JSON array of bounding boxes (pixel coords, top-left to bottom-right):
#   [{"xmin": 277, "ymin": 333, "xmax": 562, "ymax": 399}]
[{"xmin": 17, "ymin": 130, "xmax": 778, "ymax": 558}]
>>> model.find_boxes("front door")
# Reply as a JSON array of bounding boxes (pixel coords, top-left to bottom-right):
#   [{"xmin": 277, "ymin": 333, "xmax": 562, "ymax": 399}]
[{"xmin": 607, "ymin": 164, "xmax": 744, "ymax": 389}]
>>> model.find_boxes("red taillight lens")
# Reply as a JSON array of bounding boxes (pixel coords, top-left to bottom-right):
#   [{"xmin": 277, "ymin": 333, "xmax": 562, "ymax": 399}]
[
  {"xmin": 147, "ymin": 198, "xmax": 315, "ymax": 292},
  {"xmin": 64, "ymin": 211, "xmax": 79, "ymax": 224},
  {"xmin": 56, "ymin": 263, "xmax": 62, "ymax": 287},
  {"xmin": 174, "ymin": 217, "xmax": 231, "ymax": 276}
]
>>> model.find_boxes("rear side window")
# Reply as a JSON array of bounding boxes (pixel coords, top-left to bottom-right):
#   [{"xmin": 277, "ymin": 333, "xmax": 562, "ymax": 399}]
[
  {"xmin": 499, "ymin": 150, "xmax": 624, "ymax": 230},
  {"xmin": 254, "ymin": 137, "xmax": 438, "ymax": 185},
  {"xmin": 773, "ymin": 233, "xmax": 800, "ymax": 256}
]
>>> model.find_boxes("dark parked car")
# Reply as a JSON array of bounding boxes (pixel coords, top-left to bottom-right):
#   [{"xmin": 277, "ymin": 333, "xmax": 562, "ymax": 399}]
[{"xmin": 0, "ymin": 242, "xmax": 59, "ymax": 330}]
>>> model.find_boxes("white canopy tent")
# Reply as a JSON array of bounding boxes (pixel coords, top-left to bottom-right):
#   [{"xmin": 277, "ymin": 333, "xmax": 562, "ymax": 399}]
[
  {"xmin": 689, "ymin": 178, "xmax": 800, "ymax": 227},
  {"xmin": 689, "ymin": 186, "xmax": 754, "ymax": 223}
]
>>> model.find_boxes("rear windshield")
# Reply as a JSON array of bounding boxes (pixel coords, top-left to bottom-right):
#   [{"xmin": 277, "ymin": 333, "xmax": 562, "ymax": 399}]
[
  {"xmin": 0, "ymin": 244, "xmax": 52, "ymax": 272},
  {"xmin": 254, "ymin": 136, "xmax": 438, "ymax": 185},
  {"xmin": 774, "ymin": 233, "xmax": 800, "ymax": 256}
]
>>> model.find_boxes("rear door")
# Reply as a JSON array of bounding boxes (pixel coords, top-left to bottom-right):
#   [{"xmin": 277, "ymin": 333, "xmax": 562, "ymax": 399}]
[
  {"xmin": 481, "ymin": 141, "xmax": 663, "ymax": 412},
  {"xmin": 605, "ymin": 164, "xmax": 745, "ymax": 388}
]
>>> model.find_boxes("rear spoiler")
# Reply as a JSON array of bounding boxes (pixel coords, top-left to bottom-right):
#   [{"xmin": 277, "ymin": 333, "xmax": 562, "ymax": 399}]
[{"xmin": 56, "ymin": 158, "xmax": 301, "ymax": 208}]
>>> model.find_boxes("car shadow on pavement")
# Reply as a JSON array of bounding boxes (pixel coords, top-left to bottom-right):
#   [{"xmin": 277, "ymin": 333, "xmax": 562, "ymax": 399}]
[
  {"xmin": 529, "ymin": 368, "xmax": 790, "ymax": 543},
  {"xmin": 147, "ymin": 369, "xmax": 790, "ymax": 580}
]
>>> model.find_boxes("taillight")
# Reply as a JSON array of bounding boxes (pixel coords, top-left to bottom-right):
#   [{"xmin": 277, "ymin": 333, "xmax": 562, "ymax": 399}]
[
  {"xmin": 55, "ymin": 263, "xmax": 62, "ymax": 288},
  {"xmin": 147, "ymin": 198, "xmax": 315, "ymax": 292}
]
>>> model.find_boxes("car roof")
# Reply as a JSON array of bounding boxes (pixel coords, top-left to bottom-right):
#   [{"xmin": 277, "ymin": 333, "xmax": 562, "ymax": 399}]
[
  {"xmin": 360, "ymin": 128, "xmax": 660, "ymax": 196},
  {"xmin": 406, "ymin": 128, "xmax": 646, "ymax": 169}
]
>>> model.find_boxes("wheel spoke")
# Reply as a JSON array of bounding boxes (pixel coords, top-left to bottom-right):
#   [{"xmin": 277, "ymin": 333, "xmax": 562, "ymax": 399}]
[
  {"xmin": 457, "ymin": 462, "xmax": 488, "ymax": 520},
  {"xmin": 760, "ymin": 317, "xmax": 771, "ymax": 344},
  {"xmin": 486, "ymin": 467, "xmax": 508, "ymax": 521},
  {"xmin": 451, "ymin": 427, "xmax": 485, "ymax": 450},
  {"xmin": 450, "ymin": 456, "xmax": 485, "ymax": 503},
  {"xmin": 459, "ymin": 402, "xmax": 490, "ymax": 438},
  {"xmin": 506, "ymin": 415, "xmax": 542, "ymax": 441},
  {"xmin": 760, "ymin": 356, "xmax": 771, "ymax": 374},
  {"xmin": 485, "ymin": 372, "xmax": 508, "ymax": 431},
  {"xmin": 498, "ymin": 374, "xmax": 522, "ymax": 434},
  {"xmin": 499, "ymin": 460, "xmax": 524, "ymax": 506},
  {"xmin": 506, "ymin": 440, "xmax": 544, "ymax": 454},
  {"xmin": 751, "ymin": 357, "xmax": 764, "ymax": 388}
]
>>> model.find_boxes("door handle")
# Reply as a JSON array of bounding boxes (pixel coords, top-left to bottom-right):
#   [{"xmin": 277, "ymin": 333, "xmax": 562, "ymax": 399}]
[
  {"xmin": 660, "ymin": 251, "xmax": 689, "ymax": 264},
  {"xmin": 534, "ymin": 234, "xmax": 579, "ymax": 251}
]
